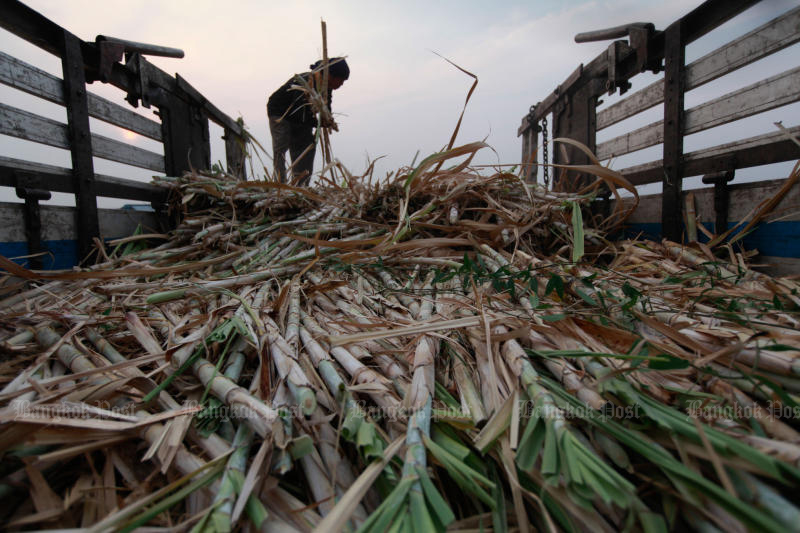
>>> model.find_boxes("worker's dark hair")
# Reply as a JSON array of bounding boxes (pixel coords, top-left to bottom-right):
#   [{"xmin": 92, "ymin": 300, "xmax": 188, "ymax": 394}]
[{"xmin": 310, "ymin": 57, "xmax": 350, "ymax": 80}]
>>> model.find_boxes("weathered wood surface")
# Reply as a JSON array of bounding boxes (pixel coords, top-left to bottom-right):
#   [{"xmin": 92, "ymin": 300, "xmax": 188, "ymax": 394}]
[
  {"xmin": 0, "ymin": 51, "xmax": 162, "ymax": 141},
  {"xmin": 597, "ymin": 66, "xmax": 800, "ymax": 160},
  {"xmin": 0, "ymin": 156, "xmax": 168, "ymax": 202},
  {"xmin": 620, "ymin": 125, "xmax": 800, "ymax": 185},
  {"xmin": 597, "ymin": 6, "xmax": 800, "ymax": 130},
  {"xmin": 0, "ymin": 102, "xmax": 165, "ymax": 172},
  {"xmin": 0, "ymin": 201, "xmax": 159, "ymax": 242}
]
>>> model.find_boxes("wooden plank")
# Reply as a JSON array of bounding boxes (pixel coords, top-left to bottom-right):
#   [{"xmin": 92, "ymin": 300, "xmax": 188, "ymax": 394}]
[
  {"xmin": 684, "ymin": 65, "xmax": 800, "ymax": 133},
  {"xmin": 597, "ymin": 73, "xmax": 800, "ymax": 159},
  {"xmin": 687, "ymin": 5, "xmax": 800, "ymax": 88},
  {"xmin": 597, "ymin": 82, "xmax": 663, "ymax": 132},
  {"xmin": 596, "ymin": 66, "xmax": 800, "ymax": 160},
  {"xmin": 597, "ymin": 6, "xmax": 800, "ymax": 130},
  {"xmin": 0, "ymin": 103, "xmax": 165, "ymax": 172},
  {"xmin": 597, "ymin": 120, "xmax": 664, "ymax": 161},
  {"xmin": 0, "ymin": 156, "xmax": 168, "ymax": 202},
  {"xmin": 90, "ymin": 134, "xmax": 165, "ymax": 172},
  {"xmin": 62, "ymin": 30, "xmax": 99, "ymax": 261},
  {"xmin": 661, "ymin": 21, "xmax": 685, "ymax": 242},
  {"xmin": 620, "ymin": 125, "xmax": 800, "ymax": 186},
  {"xmin": 0, "ymin": 51, "xmax": 162, "ymax": 141}
]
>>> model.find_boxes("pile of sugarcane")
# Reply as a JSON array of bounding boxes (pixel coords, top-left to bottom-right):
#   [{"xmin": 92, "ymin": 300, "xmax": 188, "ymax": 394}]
[{"xmin": 2, "ymin": 143, "xmax": 800, "ymax": 533}]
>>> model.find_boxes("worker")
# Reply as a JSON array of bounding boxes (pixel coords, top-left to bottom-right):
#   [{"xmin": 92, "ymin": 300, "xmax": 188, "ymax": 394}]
[{"xmin": 267, "ymin": 57, "xmax": 350, "ymax": 186}]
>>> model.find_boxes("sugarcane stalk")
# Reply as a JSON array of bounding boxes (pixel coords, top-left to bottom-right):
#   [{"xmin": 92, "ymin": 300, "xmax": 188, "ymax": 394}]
[
  {"xmin": 164, "ymin": 324, "xmax": 279, "ymax": 438},
  {"xmin": 32, "ymin": 326, "xmax": 222, "ymax": 500},
  {"xmin": 263, "ymin": 316, "xmax": 317, "ymax": 416},
  {"xmin": 285, "ymin": 280, "xmax": 301, "ymax": 354},
  {"xmin": 302, "ymin": 311, "xmax": 401, "ymax": 411},
  {"xmin": 145, "ymin": 264, "xmax": 300, "ymax": 304}
]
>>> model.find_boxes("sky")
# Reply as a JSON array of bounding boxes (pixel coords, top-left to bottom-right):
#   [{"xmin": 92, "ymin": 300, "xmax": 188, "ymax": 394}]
[{"xmin": 1, "ymin": 0, "xmax": 798, "ymax": 207}]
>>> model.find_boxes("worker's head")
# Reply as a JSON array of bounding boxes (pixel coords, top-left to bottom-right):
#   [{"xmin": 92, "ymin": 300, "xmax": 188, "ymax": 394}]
[{"xmin": 310, "ymin": 57, "xmax": 349, "ymax": 90}]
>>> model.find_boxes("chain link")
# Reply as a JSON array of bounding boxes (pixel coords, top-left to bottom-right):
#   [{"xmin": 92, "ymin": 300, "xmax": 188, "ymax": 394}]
[
  {"xmin": 528, "ymin": 104, "xmax": 549, "ymax": 189},
  {"xmin": 541, "ymin": 115, "xmax": 549, "ymax": 189}
]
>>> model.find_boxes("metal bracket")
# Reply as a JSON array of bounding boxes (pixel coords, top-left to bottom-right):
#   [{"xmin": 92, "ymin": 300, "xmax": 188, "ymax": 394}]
[
  {"xmin": 702, "ymin": 169, "xmax": 735, "ymax": 235},
  {"xmin": 95, "ymin": 40, "xmax": 125, "ymax": 83},
  {"xmin": 15, "ymin": 172, "xmax": 51, "ymax": 270},
  {"xmin": 607, "ymin": 41, "xmax": 632, "ymax": 94},
  {"xmin": 94, "ymin": 35, "xmax": 183, "ymax": 86},
  {"xmin": 124, "ymin": 52, "xmax": 151, "ymax": 108},
  {"xmin": 577, "ymin": 22, "xmax": 656, "ymax": 95},
  {"xmin": 628, "ymin": 24, "xmax": 659, "ymax": 73}
]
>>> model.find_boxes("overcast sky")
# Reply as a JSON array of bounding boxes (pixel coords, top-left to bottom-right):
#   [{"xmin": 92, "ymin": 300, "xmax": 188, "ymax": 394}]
[{"xmin": 1, "ymin": 0, "xmax": 798, "ymax": 207}]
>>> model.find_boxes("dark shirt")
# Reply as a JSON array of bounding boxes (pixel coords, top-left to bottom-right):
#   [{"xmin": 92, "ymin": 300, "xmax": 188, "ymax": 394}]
[{"xmin": 267, "ymin": 72, "xmax": 333, "ymax": 128}]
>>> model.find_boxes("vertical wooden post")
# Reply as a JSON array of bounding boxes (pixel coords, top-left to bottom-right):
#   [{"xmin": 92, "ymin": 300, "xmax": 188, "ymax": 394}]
[
  {"xmin": 160, "ymin": 91, "xmax": 210, "ymax": 176},
  {"xmin": 225, "ymin": 126, "xmax": 247, "ymax": 180},
  {"xmin": 61, "ymin": 30, "xmax": 99, "ymax": 262},
  {"xmin": 520, "ymin": 127, "xmax": 537, "ymax": 184},
  {"xmin": 662, "ymin": 21, "xmax": 686, "ymax": 242},
  {"xmin": 552, "ymin": 84, "xmax": 596, "ymax": 191},
  {"xmin": 15, "ymin": 173, "xmax": 51, "ymax": 271}
]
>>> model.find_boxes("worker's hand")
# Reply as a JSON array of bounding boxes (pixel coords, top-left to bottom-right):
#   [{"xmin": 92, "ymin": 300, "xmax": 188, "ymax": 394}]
[{"xmin": 320, "ymin": 117, "xmax": 339, "ymax": 131}]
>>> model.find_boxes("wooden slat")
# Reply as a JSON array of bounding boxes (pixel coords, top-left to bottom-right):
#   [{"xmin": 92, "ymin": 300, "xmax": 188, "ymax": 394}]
[
  {"xmin": 619, "ymin": 125, "xmax": 800, "ymax": 186},
  {"xmin": 0, "ymin": 156, "xmax": 168, "ymax": 202},
  {"xmin": 0, "ymin": 51, "xmax": 162, "ymax": 141},
  {"xmin": 597, "ymin": 6, "xmax": 800, "ymax": 130},
  {"xmin": 0, "ymin": 102, "xmax": 165, "ymax": 172},
  {"xmin": 598, "ymin": 120, "xmax": 664, "ymax": 161},
  {"xmin": 685, "ymin": 65, "xmax": 800, "ymax": 132},
  {"xmin": 596, "ymin": 66, "xmax": 800, "ymax": 160}
]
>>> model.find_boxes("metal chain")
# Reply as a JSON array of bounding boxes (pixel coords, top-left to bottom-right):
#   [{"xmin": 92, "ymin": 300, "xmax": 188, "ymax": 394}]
[{"xmin": 541, "ymin": 115, "xmax": 549, "ymax": 189}]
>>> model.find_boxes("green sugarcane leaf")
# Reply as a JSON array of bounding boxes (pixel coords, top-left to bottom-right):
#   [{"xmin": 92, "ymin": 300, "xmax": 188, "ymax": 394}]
[
  {"xmin": 119, "ymin": 461, "xmax": 224, "ymax": 533},
  {"xmin": 561, "ymin": 435, "xmax": 584, "ymax": 486},
  {"xmin": 594, "ymin": 429, "xmax": 631, "ymax": 470},
  {"xmin": 541, "ymin": 490, "xmax": 578, "ymax": 533},
  {"xmin": 431, "ymin": 424, "xmax": 470, "ymax": 461},
  {"xmin": 288, "ymin": 434, "xmax": 314, "ymax": 459},
  {"xmin": 574, "ymin": 288, "xmax": 598, "ymax": 307},
  {"xmin": 410, "ymin": 489, "xmax": 437, "ymax": 533},
  {"xmin": 763, "ymin": 343, "xmax": 800, "ymax": 352},
  {"xmin": 570, "ymin": 435, "xmax": 634, "ymax": 491},
  {"xmin": 434, "ymin": 381, "xmax": 461, "ymax": 411},
  {"xmin": 415, "ymin": 466, "xmax": 456, "ymax": 527},
  {"xmin": 547, "ymin": 378, "xmax": 790, "ymax": 531},
  {"xmin": 356, "ymin": 419, "xmax": 386, "ymax": 461},
  {"xmin": 541, "ymin": 420, "xmax": 560, "ymax": 478},
  {"xmin": 570, "ymin": 201, "xmax": 584, "ymax": 263},
  {"xmin": 545, "ymin": 274, "xmax": 565, "ymax": 299},
  {"xmin": 357, "ymin": 477, "xmax": 414, "ymax": 533},
  {"xmin": 569, "ymin": 468, "xmax": 600, "ymax": 504},
  {"xmin": 516, "ymin": 415, "xmax": 545, "ymax": 471},
  {"xmin": 648, "ymin": 354, "xmax": 690, "ymax": 370},
  {"xmin": 424, "ymin": 434, "xmax": 494, "ymax": 487},
  {"xmin": 341, "ymin": 405, "xmax": 364, "ymax": 441},
  {"xmin": 143, "ymin": 344, "xmax": 204, "ymax": 403},
  {"xmin": 385, "ymin": 514, "xmax": 408, "ymax": 533},
  {"xmin": 422, "ymin": 434, "xmax": 495, "ymax": 508},
  {"xmin": 638, "ymin": 511, "xmax": 668, "ymax": 533}
]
